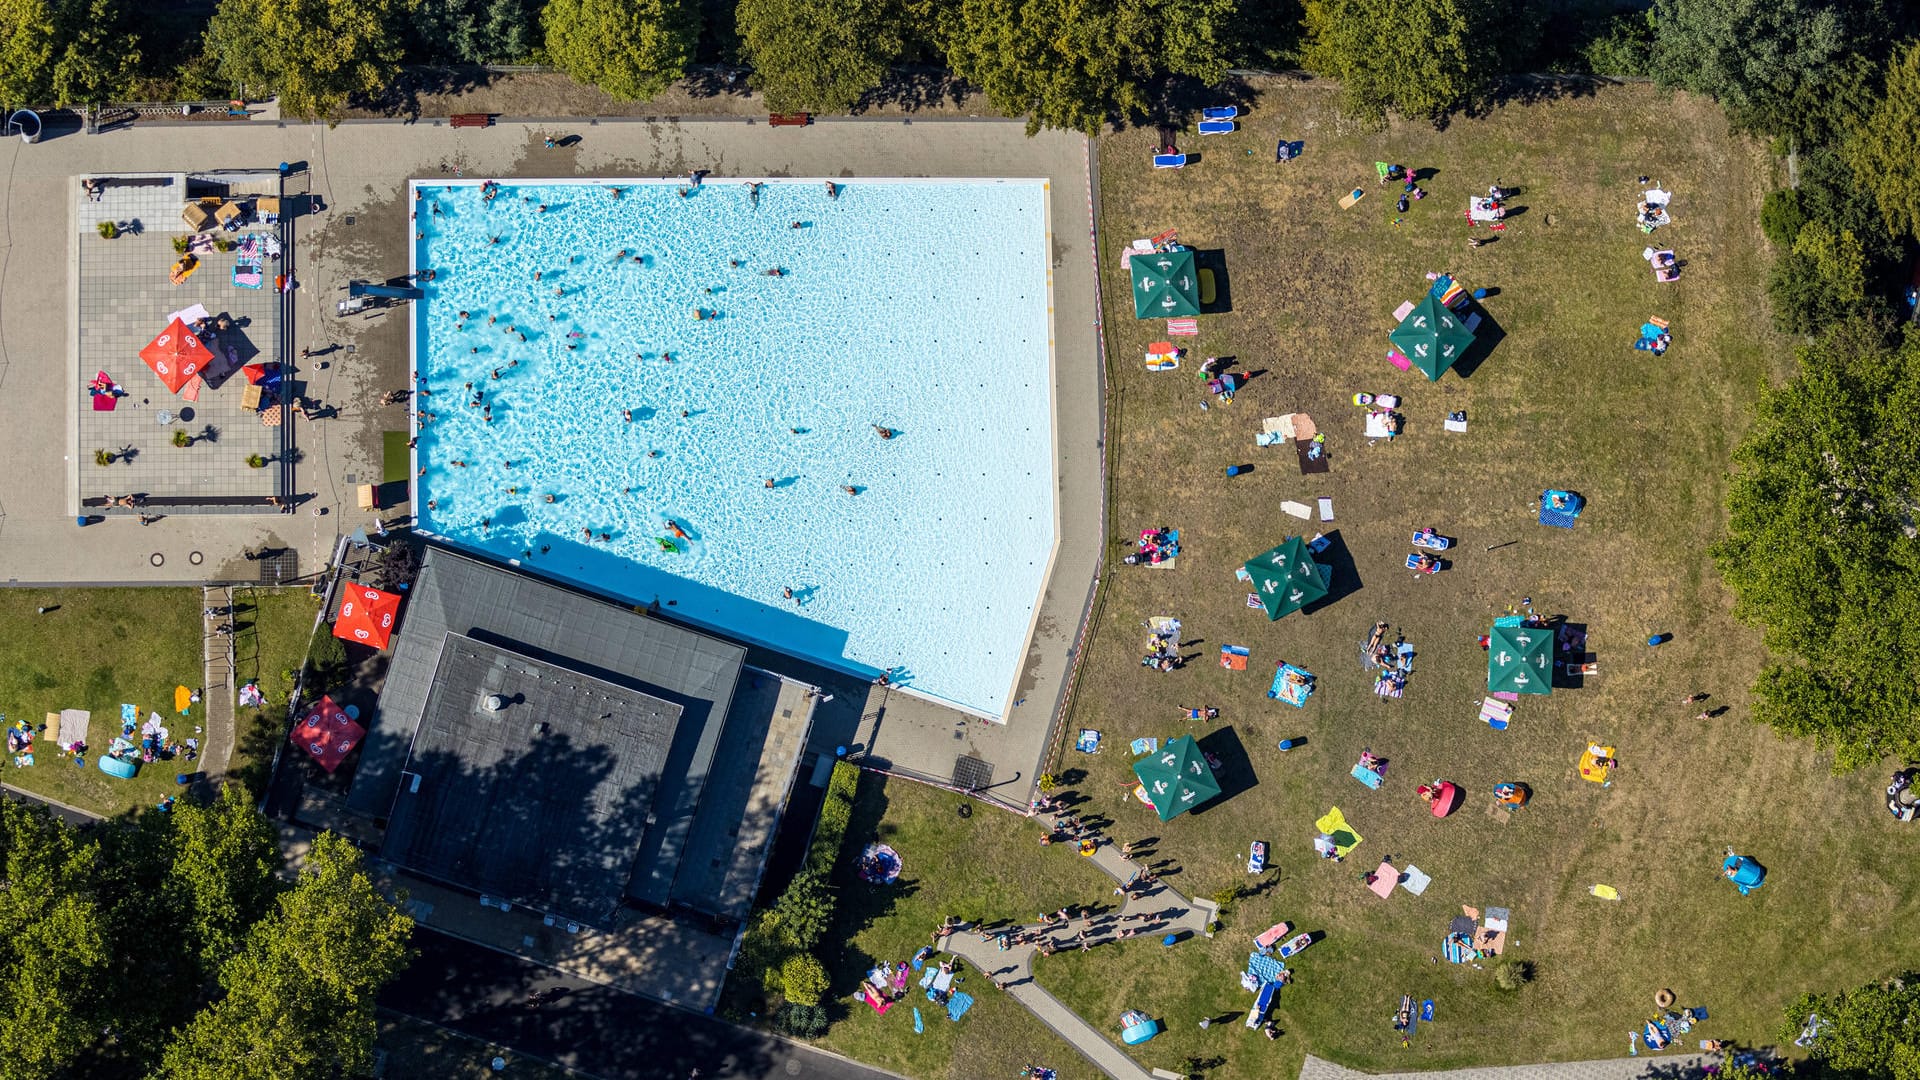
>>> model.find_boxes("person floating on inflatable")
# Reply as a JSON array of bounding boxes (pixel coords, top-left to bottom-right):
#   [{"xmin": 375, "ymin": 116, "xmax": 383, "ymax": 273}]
[
  {"xmin": 664, "ymin": 519, "xmax": 689, "ymax": 540},
  {"xmin": 655, "ymin": 537, "xmax": 681, "ymax": 553}
]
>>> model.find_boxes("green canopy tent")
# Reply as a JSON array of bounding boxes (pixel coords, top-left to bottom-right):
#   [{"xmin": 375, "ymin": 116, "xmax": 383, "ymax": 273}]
[
  {"xmin": 1389, "ymin": 296, "xmax": 1476, "ymax": 381},
  {"xmin": 1132, "ymin": 735, "xmax": 1222, "ymax": 821},
  {"xmin": 1243, "ymin": 537, "xmax": 1329, "ymax": 620},
  {"xmin": 1131, "ymin": 248, "xmax": 1201, "ymax": 320},
  {"xmin": 1487, "ymin": 622, "xmax": 1554, "ymax": 695}
]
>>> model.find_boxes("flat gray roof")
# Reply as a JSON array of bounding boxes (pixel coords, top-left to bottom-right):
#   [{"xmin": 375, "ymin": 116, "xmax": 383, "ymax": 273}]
[
  {"xmin": 382, "ymin": 636, "xmax": 682, "ymax": 925},
  {"xmin": 350, "ymin": 547, "xmax": 749, "ymax": 915}
]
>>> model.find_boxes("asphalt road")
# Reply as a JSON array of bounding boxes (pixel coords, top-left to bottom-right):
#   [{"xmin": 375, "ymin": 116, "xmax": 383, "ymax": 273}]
[{"xmin": 383, "ymin": 929, "xmax": 903, "ymax": 1080}]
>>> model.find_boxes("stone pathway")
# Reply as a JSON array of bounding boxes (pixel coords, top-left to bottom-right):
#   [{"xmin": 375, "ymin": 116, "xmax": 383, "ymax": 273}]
[
  {"xmin": 1297, "ymin": 1051, "xmax": 1720, "ymax": 1080},
  {"xmin": 201, "ymin": 586, "xmax": 236, "ymax": 775},
  {"xmin": 936, "ymin": 813, "xmax": 1217, "ymax": 1080}
]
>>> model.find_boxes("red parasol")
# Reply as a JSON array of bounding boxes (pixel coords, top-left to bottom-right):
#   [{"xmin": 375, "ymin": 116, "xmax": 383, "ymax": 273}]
[
  {"xmin": 289, "ymin": 695, "xmax": 365, "ymax": 773},
  {"xmin": 138, "ymin": 318, "xmax": 214, "ymax": 394},
  {"xmin": 332, "ymin": 585, "xmax": 402, "ymax": 649}
]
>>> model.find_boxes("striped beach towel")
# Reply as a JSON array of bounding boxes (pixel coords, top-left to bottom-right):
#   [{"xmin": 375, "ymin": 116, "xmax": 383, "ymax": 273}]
[{"xmin": 1167, "ymin": 318, "xmax": 1199, "ymax": 336}]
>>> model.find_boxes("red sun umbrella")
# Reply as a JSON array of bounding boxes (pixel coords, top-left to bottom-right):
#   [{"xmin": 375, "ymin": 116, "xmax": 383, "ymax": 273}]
[
  {"xmin": 289, "ymin": 695, "xmax": 365, "ymax": 773},
  {"xmin": 332, "ymin": 585, "xmax": 402, "ymax": 649},
  {"xmin": 138, "ymin": 317, "xmax": 214, "ymax": 394}
]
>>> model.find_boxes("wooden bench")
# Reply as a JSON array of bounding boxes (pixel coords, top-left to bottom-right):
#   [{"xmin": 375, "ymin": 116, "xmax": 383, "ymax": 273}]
[
  {"xmin": 768, "ymin": 113, "xmax": 811, "ymax": 127},
  {"xmin": 449, "ymin": 113, "xmax": 493, "ymax": 129}
]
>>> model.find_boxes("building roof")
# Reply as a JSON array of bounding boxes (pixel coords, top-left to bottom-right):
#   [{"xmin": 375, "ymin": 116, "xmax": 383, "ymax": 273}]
[
  {"xmin": 381, "ymin": 635, "xmax": 684, "ymax": 925},
  {"xmin": 349, "ymin": 547, "xmax": 751, "ymax": 919}
]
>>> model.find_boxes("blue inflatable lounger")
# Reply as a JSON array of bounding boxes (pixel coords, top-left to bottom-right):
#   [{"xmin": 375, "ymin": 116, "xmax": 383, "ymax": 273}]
[
  {"xmin": 98, "ymin": 755, "xmax": 138, "ymax": 779},
  {"xmin": 1540, "ymin": 490, "xmax": 1584, "ymax": 529}
]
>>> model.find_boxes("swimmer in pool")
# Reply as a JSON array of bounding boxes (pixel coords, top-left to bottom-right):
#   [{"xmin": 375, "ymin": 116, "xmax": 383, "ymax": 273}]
[
  {"xmin": 783, "ymin": 587, "xmax": 795, "ymax": 600},
  {"xmin": 843, "ymin": 485, "xmax": 859, "ymax": 495},
  {"xmin": 874, "ymin": 425, "xmax": 894, "ymax": 439},
  {"xmin": 623, "ymin": 410, "xmax": 633, "ymax": 422},
  {"xmin": 766, "ymin": 268, "xmax": 784, "ymax": 276},
  {"xmin": 666, "ymin": 520, "xmax": 689, "ymax": 539},
  {"xmin": 765, "ymin": 478, "xmax": 775, "ymax": 488},
  {"xmin": 544, "ymin": 494, "xmax": 555, "ymax": 503}
]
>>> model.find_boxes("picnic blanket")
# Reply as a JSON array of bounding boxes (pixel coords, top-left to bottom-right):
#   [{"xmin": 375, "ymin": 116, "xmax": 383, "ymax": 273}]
[
  {"xmin": 1315, "ymin": 807, "xmax": 1362, "ymax": 856},
  {"xmin": 1479, "ymin": 697, "xmax": 1513, "ymax": 730},
  {"xmin": 946, "ymin": 992, "xmax": 974, "ymax": 1022},
  {"xmin": 1297, "ymin": 439, "xmax": 1330, "ymax": 474},
  {"xmin": 1369, "ymin": 862, "xmax": 1398, "ymax": 898},
  {"xmin": 1220, "ymin": 644, "xmax": 1250, "ymax": 670},
  {"xmin": 56, "ymin": 709, "xmax": 90, "ymax": 746}
]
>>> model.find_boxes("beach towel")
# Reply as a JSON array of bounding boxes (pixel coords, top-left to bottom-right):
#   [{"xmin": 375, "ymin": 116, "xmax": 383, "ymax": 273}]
[
  {"xmin": 1480, "ymin": 697, "xmax": 1513, "ymax": 731},
  {"xmin": 1220, "ymin": 644, "xmax": 1250, "ymax": 670},
  {"xmin": 1315, "ymin": 807, "xmax": 1362, "ymax": 856},
  {"xmin": 1444, "ymin": 415, "xmax": 1468, "ymax": 433},
  {"xmin": 1247, "ymin": 594, "xmax": 1263, "ymax": 609},
  {"xmin": 1392, "ymin": 300, "xmax": 1416, "ymax": 321},
  {"xmin": 1268, "ymin": 663, "xmax": 1313, "ymax": 707},
  {"xmin": 1339, "ymin": 188, "xmax": 1365, "ymax": 210},
  {"xmin": 919, "ymin": 968, "xmax": 937, "ymax": 990},
  {"xmin": 913, "ymin": 1007, "xmax": 924, "ymax": 1033},
  {"xmin": 1373, "ymin": 671, "xmax": 1405, "ymax": 698},
  {"xmin": 1421, "ymin": 1000, "xmax": 1435, "ymax": 1022},
  {"xmin": 1318, "ymin": 498, "xmax": 1334, "ymax": 521},
  {"xmin": 1281, "ymin": 500, "xmax": 1312, "ymax": 519},
  {"xmin": 1591, "ymin": 884, "xmax": 1620, "ymax": 900},
  {"xmin": 1075, "ymin": 729, "xmax": 1102, "ymax": 753},
  {"xmin": 1369, "ymin": 862, "xmax": 1398, "ymax": 898},
  {"xmin": 1167, "ymin": 318, "xmax": 1199, "ymax": 336},
  {"xmin": 947, "ymin": 992, "xmax": 974, "ymax": 1022},
  {"xmin": 1365, "ymin": 411, "xmax": 1398, "ymax": 439},
  {"xmin": 1130, "ymin": 737, "xmax": 1158, "ymax": 755},
  {"xmin": 1246, "ymin": 952, "xmax": 1286, "ymax": 983},
  {"xmin": 1401, "ymin": 866, "xmax": 1431, "ymax": 895},
  {"xmin": 175, "ymin": 685, "xmax": 192, "ymax": 714},
  {"xmin": 1350, "ymin": 762, "xmax": 1384, "ymax": 789},
  {"xmin": 1297, "ymin": 439, "xmax": 1330, "ymax": 474},
  {"xmin": 121, "ymin": 703, "xmax": 137, "ymax": 725}
]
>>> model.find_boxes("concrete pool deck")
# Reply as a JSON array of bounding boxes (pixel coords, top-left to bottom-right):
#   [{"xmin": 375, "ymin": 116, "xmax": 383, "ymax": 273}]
[{"xmin": 0, "ymin": 115, "xmax": 1102, "ymax": 806}]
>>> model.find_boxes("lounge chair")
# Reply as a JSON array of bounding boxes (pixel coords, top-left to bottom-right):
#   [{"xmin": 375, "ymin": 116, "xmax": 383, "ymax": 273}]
[
  {"xmin": 1153, "ymin": 152, "xmax": 1187, "ymax": 169},
  {"xmin": 1198, "ymin": 120, "xmax": 1235, "ymax": 135},
  {"xmin": 1202, "ymin": 106, "xmax": 1238, "ymax": 120}
]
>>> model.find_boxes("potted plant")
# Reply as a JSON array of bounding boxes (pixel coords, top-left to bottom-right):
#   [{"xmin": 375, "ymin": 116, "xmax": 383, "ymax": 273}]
[
  {"xmin": 213, "ymin": 237, "xmax": 235, "ymax": 253},
  {"xmin": 245, "ymin": 453, "xmax": 266, "ymax": 468},
  {"xmin": 93, "ymin": 449, "xmax": 114, "ymax": 466},
  {"xmin": 172, "ymin": 430, "xmax": 192, "ymax": 447},
  {"xmin": 96, "ymin": 221, "xmax": 118, "ymax": 239},
  {"xmin": 170, "ymin": 235, "xmax": 191, "ymax": 254}
]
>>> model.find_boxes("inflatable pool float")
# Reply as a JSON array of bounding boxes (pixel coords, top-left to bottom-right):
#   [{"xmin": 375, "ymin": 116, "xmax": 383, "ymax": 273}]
[{"xmin": 1120, "ymin": 1010, "xmax": 1160, "ymax": 1044}]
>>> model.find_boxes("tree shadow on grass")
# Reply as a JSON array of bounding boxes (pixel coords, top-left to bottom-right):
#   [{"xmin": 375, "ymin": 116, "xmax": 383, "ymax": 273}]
[{"xmin": 354, "ymin": 66, "xmax": 495, "ymax": 122}]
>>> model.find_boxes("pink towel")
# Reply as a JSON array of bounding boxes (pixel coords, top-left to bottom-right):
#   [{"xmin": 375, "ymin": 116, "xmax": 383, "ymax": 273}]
[
  {"xmin": 1388, "ymin": 349, "xmax": 1412, "ymax": 371},
  {"xmin": 1167, "ymin": 318, "xmax": 1199, "ymax": 336}
]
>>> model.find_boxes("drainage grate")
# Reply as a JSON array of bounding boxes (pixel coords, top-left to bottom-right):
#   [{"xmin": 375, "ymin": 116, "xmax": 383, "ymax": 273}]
[
  {"xmin": 951, "ymin": 755, "xmax": 994, "ymax": 792},
  {"xmin": 258, "ymin": 550, "xmax": 299, "ymax": 584}
]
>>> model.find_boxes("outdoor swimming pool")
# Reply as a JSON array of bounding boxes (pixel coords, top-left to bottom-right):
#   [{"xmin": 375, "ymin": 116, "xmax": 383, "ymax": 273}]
[{"xmin": 411, "ymin": 178, "xmax": 1056, "ymax": 717}]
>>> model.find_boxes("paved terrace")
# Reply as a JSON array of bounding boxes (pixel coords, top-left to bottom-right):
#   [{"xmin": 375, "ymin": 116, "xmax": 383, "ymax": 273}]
[{"xmin": 0, "ymin": 116, "xmax": 1103, "ymax": 814}]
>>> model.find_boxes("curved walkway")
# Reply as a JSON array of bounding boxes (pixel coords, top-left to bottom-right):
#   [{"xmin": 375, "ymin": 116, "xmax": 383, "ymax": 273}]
[{"xmin": 938, "ymin": 814, "xmax": 1218, "ymax": 1080}]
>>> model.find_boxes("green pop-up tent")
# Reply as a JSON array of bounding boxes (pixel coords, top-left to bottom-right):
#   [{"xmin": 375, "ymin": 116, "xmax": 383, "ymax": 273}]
[
  {"xmin": 1133, "ymin": 735, "xmax": 1221, "ymax": 821},
  {"xmin": 1487, "ymin": 622, "xmax": 1554, "ymax": 695},
  {"xmin": 1131, "ymin": 248, "xmax": 1200, "ymax": 319},
  {"xmin": 1244, "ymin": 537, "xmax": 1328, "ymax": 620},
  {"xmin": 1389, "ymin": 296, "xmax": 1476, "ymax": 380}
]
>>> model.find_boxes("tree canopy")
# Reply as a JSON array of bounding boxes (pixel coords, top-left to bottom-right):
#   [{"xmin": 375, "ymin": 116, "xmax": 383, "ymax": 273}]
[
  {"xmin": 542, "ymin": 0, "xmax": 699, "ymax": 101},
  {"xmin": 1784, "ymin": 974, "xmax": 1920, "ymax": 1080},
  {"xmin": 0, "ymin": 788, "xmax": 411, "ymax": 1079},
  {"xmin": 1647, "ymin": 0, "xmax": 1877, "ymax": 142},
  {"xmin": 410, "ymin": 0, "xmax": 535, "ymax": 64},
  {"xmin": 932, "ymin": 0, "xmax": 1234, "ymax": 135},
  {"xmin": 1714, "ymin": 319, "xmax": 1920, "ymax": 771},
  {"xmin": 737, "ymin": 0, "xmax": 902, "ymax": 113},
  {"xmin": 1301, "ymin": 0, "xmax": 1488, "ymax": 124},
  {"xmin": 204, "ymin": 0, "xmax": 411, "ymax": 119},
  {"xmin": 1847, "ymin": 40, "xmax": 1920, "ymax": 242}
]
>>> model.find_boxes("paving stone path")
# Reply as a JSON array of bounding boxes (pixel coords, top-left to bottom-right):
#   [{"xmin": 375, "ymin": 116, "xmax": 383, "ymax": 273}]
[
  {"xmin": 937, "ymin": 812, "xmax": 1217, "ymax": 1080},
  {"xmin": 1298, "ymin": 1051, "xmax": 1720, "ymax": 1080}
]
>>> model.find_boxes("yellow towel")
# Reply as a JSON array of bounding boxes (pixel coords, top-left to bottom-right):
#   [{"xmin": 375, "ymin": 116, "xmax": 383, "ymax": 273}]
[{"xmin": 174, "ymin": 685, "xmax": 192, "ymax": 714}]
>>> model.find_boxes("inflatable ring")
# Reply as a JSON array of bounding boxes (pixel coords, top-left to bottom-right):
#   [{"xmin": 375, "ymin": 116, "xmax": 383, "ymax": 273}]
[{"xmin": 1654, "ymin": 988, "xmax": 1675, "ymax": 1009}]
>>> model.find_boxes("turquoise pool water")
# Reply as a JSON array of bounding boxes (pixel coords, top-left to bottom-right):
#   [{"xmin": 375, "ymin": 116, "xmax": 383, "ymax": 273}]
[{"xmin": 411, "ymin": 179, "xmax": 1056, "ymax": 717}]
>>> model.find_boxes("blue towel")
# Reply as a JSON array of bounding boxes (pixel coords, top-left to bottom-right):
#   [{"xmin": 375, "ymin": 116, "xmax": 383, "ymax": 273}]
[
  {"xmin": 913, "ymin": 1007, "xmax": 924, "ymax": 1033},
  {"xmin": 1351, "ymin": 763, "xmax": 1384, "ymax": 789},
  {"xmin": 121, "ymin": 703, "xmax": 137, "ymax": 723},
  {"xmin": 947, "ymin": 992, "xmax": 974, "ymax": 1021},
  {"xmin": 1246, "ymin": 952, "xmax": 1285, "ymax": 983},
  {"xmin": 1421, "ymin": 999, "xmax": 1435, "ymax": 1022}
]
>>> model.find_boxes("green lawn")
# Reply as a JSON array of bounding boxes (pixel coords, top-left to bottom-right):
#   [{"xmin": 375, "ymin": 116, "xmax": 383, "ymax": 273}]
[
  {"xmin": 0, "ymin": 588, "xmax": 202, "ymax": 817},
  {"xmin": 821, "ymin": 81, "xmax": 1920, "ymax": 1080},
  {"xmin": 227, "ymin": 585, "xmax": 324, "ymax": 795},
  {"xmin": 808, "ymin": 774, "xmax": 1100, "ymax": 1080}
]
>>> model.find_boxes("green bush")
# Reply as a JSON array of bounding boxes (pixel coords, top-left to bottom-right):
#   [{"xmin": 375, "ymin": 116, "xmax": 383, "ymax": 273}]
[
  {"xmin": 245, "ymin": 454, "xmax": 267, "ymax": 468},
  {"xmin": 172, "ymin": 430, "xmax": 192, "ymax": 447},
  {"xmin": 1579, "ymin": 9, "xmax": 1654, "ymax": 77},
  {"xmin": 96, "ymin": 220, "xmax": 119, "ymax": 239},
  {"xmin": 1493, "ymin": 958, "xmax": 1534, "ymax": 991},
  {"xmin": 93, "ymin": 449, "xmax": 114, "ymax": 466},
  {"xmin": 771, "ymin": 1002, "xmax": 829, "ymax": 1038},
  {"xmin": 304, "ymin": 632, "xmax": 349, "ymax": 689},
  {"xmin": 769, "ymin": 867, "xmax": 833, "ymax": 951},
  {"xmin": 806, "ymin": 760, "xmax": 859, "ymax": 874},
  {"xmin": 778, "ymin": 953, "xmax": 829, "ymax": 1007},
  {"xmin": 1761, "ymin": 189, "xmax": 1807, "ymax": 247},
  {"xmin": 171, "ymin": 235, "xmax": 192, "ymax": 254}
]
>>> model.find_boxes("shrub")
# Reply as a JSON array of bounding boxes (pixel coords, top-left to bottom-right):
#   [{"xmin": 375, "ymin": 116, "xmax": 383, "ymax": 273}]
[
  {"xmin": 1210, "ymin": 886, "xmax": 1240, "ymax": 911},
  {"xmin": 172, "ymin": 430, "xmax": 192, "ymax": 447},
  {"xmin": 771, "ymin": 1002, "xmax": 829, "ymax": 1038},
  {"xmin": 304, "ymin": 631, "xmax": 349, "ymax": 688},
  {"xmin": 769, "ymin": 867, "xmax": 833, "ymax": 951},
  {"xmin": 213, "ymin": 237, "xmax": 235, "ymax": 253},
  {"xmin": 96, "ymin": 221, "xmax": 119, "ymax": 239},
  {"xmin": 1493, "ymin": 958, "xmax": 1534, "ymax": 991},
  {"xmin": 171, "ymin": 236, "xmax": 192, "ymax": 253},
  {"xmin": 93, "ymin": 449, "xmax": 114, "ymax": 466},
  {"xmin": 806, "ymin": 761, "xmax": 859, "ymax": 874},
  {"xmin": 246, "ymin": 454, "xmax": 267, "ymax": 468},
  {"xmin": 1037, "ymin": 772, "xmax": 1056, "ymax": 792},
  {"xmin": 1761, "ymin": 189, "xmax": 1807, "ymax": 247},
  {"xmin": 1579, "ymin": 9, "xmax": 1654, "ymax": 77},
  {"xmin": 778, "ymin": 953, "xmax": 829, "ymax": 1007}
]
